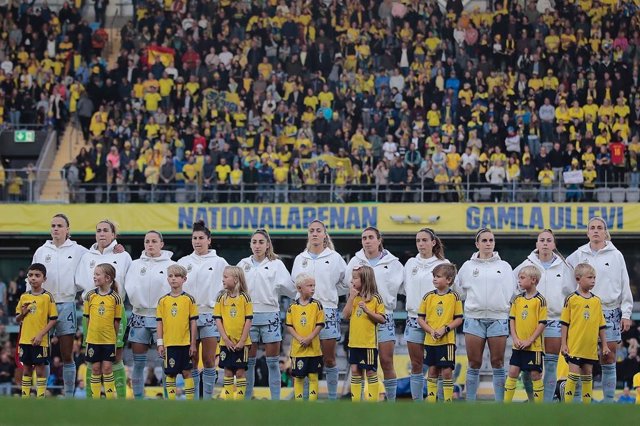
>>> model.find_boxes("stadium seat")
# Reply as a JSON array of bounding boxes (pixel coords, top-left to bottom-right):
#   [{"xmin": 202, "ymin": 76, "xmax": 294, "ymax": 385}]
[
  {"xmin": 610, "ymin": 187, "xmax": 626, "ymax": 203},
  {"xmin": 595, "ymin": 188, "xmax": 611, "ymax": 203},
  {"xmin": 626, "ymin": 187, "xmax": 640, "ymax": 203}
]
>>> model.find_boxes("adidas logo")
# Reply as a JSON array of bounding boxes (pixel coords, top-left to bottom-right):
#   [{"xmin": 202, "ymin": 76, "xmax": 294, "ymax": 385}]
[
  {"xmin": 37, "ymin": 354, "xmax": 42, "ymax": 358},
  {"xmin": 585, "ymin": 305, "xmax": 590, "ymax": 308},
  {"xmin": 428, "ymin": 392, "xmax": 435, "ymax": 396},
  {"xmin": 173, "ymin": 302, "xmax": 177, "ymax": 306},
  {"xmin": 100, "ymin": 301, "xmax": 105, "ymax": 305},
  {"xmin": 528, "ymin": 361, "xmax": 533, "ymax": 364},
  {"xmin": 437, "ymin": 301, "xmax": 443, "ymax": 305},
  {"xmin": 567, "ymin": 391, "xmax": 573, "ymax": 396},
  {"xmin": 585, "ymin": 393, "xmax": 591, "ymax": 398},
  {"xmin": 360, "ymin": 360, "xmax": 365, "ymax": 364},
  {"xmin": 524, "ymin": 304, "xmax": 528, "ymax": 308},
  {"xmin": 297, "ymin": 394, "xmax": 303, "ymax": 398},
  {"xmin": 107, "ymin": 389, "xmax": 113, "ymax": 393},
  {"xmin": 110, "ymin": 353, "xmax": 115, "ymax": 357},
  {"xmin": 310, "ymin": 390, "xmax": 316, "ymax": 395},
  {"xmin": 440, "ymin": 357, "xmax": 447, "ymax": 361}
]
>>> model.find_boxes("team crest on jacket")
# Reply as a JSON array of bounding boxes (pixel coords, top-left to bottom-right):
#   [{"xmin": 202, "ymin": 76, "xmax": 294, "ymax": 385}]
[
  {"xmin": 472, "ymin": 268, "xmax": 479, "ymax": 277},
  {"xmin": 300, "ymin": 316, "xmax": 307, "ymax": 327},
  {"xmin": 521, "ymin": 310, "xmax": 528, "ymax": 320},
  {"xmin": 356, "ymin": 307, "xmax": 363, "ymax": 317},
  {"xmin": 90, "ymin": 260, "xmax": 96, "ymax": 269},
  {"xmin": 140, "ymin": 267, "xmax": 147, "ymax": 276},
  {"xmin": 412, "ymin": 267, "xmax": 418, "ymax": 276},
  {"xmin": 29, "ymin": 303, "xmax": 37, "ymax": 314},
  {"xmin": 583, "ymin": 308, "xmax": 590, "ymax": 320},
  {"xmin": 302, "ymin": 259, "xmax": 308, "ymax": 268},
  {"xmin": 187, "ymin": 264, "xmax": 193, "ymax": 272},
  {"xmin": 230, "ymin": 306, "xmax": 237, "ymax": 318},
  {"xmin": 244, "ymin": 263, "xmax": 251, "ymax": 272},
  {"xmin": 45, "ymin": 254, "xmax": 52, "ymax": 263},
  {"xmin": 171, "ymin": 303, "xmax": 178, "ymax": 317},
  {"xmin": 436, "ymin": 302, "xmax": 444, "ymax": 317},
  {"xmin": 98, "ymin": 303, "xmax": 106, "ymax": 316}
]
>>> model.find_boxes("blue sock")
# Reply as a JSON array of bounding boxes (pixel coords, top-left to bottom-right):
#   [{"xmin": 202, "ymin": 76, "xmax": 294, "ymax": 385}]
[
  {"xmin": 383, "ymin": 378, "xmax": 397, "ymax": 402},
  {"xmin": 266, "ymin": 356, "xmax": 281, "ymax": 400},
  {"xmin": 543, "ymin": 354, "xmax": 559, "ymax": 402},
  {"xmin": 245, "ymin": 357, "xmax": 257, "ymax": 400},
  {"xmin": 466, "ymin": 368, "xmax": 480, "ymax": 401},
  {"xmin": 202, "ymin": 368, "xmax": 216, "ymax": 399},
  {"xmin": 63, "ymin": 363, "xmax": 76, "ymax": 397},
  {"xmin": 192, "ymin": 369, "xmax": 200, "ymax": 399},
  {"xmin": 132, "ymin": 354, "xmax": 146, "ymax": 399},
  {"xmin": 325, "ymin": 366, "xmax": 339, "ymax": 400},
  {"xmin": 493, "ymin": 368, "xmax": 506, "ymax": 402},
  {"xmin": 601, "ymin": 363, "xmax": 616, "ymax": 403},
  {"xmin": 521, "ymin": 370, "xmax": 534, "ymax": 401},
  {"xmin": 410, "ymin": 373, "xmax": 424, "ymax": 401}
]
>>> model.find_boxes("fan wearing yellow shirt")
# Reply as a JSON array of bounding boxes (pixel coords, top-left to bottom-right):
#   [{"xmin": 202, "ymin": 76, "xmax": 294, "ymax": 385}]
[
  {"xmin": 417, "ymin": 263, "xmax": 463, "ymax": 403},
  {"xmin": 157, "ymin": 264, "xmax": 198, "ymax": 400},
  {"xmin": 303, "ymin": 88, "xmax": 319, "ymax": 111},
  {"xmin": 504, "ymin": 266, "xmax": 547, "ymax": 403},
  {"xmin": 286, "ymin": 274, "xmax": 325, "ymax": 401},
  {"xmin": 144, "ymin": 87, "xmax": 162, "ymax": 112},
  {"xmin": 318, "ymin": 85, "xmax": 334, "ymax": 108},
  {"xmin": 343, "ymin": 265, "xmax": 385, "ymax": 402},
  {"xmin": 16, "ymin": 264, "xmax": 58, "ymax": 399},
  {"xmin": 560, "ymin": 263, "xmax": 608, "ymax": 404},
  {"xmin": 84, "ymin": 264, "xmax": 122, "ymax": 399},
  {"xmin": 214, "ymin": 266, "xmax": 253, "ymax": 400}
]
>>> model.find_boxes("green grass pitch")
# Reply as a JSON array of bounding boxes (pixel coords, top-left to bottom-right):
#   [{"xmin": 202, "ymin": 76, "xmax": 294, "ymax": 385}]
[{"xmin": 1, "ymin": 399, "xmax": 639, "ymax": 425}]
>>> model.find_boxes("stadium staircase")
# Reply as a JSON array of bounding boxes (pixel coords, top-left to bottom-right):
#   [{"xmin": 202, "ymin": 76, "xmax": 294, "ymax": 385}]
[{"xmin": 38, "ymin": 24, "xmax": 123, "ymax": 202}]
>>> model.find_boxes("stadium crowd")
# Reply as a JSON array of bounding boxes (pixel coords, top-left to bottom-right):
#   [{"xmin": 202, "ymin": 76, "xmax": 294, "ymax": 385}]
[{"xmin": 0, "ymin": 0, "xmax": 625, "ymax": 204}]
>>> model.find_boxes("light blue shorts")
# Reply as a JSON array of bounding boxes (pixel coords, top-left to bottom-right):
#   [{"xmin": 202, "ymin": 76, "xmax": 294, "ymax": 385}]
[
  {"xmin": 377, "ymin": 314, "xmax": 396, "ymax": 343},
  {"xmin": 404, "ymin": 317, "xmax": 426, "ymax": 344},
  {"xmin": 128, "ymin": 314, "xmax": 158, "ymax": 345},
  {"xmin": 603, "ymin": 308, "xmax": 622, "ymax": 343},
  {"xmin": 319, "ymin": 308, "xmax": 341, "ymax": 340},
  {"xmin": 544, "ymin": 320, "xmax": 562, "ymax": 339},
  {"xmin": 54, "ymin": 302, "xmax": 77, "ymax": 336},
  {"xmin": 463, "ymin": 318, "xmax": 509, "ymax": 339},
  {"xmin": 249, "ymin": 312, "xmax": 282, "ymax": 344},
  {"xmin": 197, "ymin": 313, "xmax": 220, "ymax": 339}
]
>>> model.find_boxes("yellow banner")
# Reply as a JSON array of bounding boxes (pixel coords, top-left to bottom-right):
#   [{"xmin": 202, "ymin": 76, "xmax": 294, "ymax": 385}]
[{"xmin": 0, "ymin": 203, "xmax": 634, "ymax": 235}]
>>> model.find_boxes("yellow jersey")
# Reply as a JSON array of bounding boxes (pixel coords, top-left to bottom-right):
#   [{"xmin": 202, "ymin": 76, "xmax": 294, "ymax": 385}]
[
  {"xmin": 83, "ymin": 289, "xmax": 122, "ymax": 345},
  {"xmin": 16, "ymin": 291, "xmax": 58, "ymax": 347},
  {"xmin": 157, "ymin": 292, "xmax": 198, "ymax": 347},
  {"xmin": 285, "ymin": 298, "xmax": 324, "ymax": 357},
  {"xmin": 348, "ymin": 295, "xmax": 385, "ymax": 349},
  {"xmin": 509, "ymin": 292, "xmax": 547, "ymax": 352},
  {"xmin": 418, "ymin": 290, "xmax": 463, "ymax": 346},
  {"xmin": 560, "ymin": 292, "xmax": 606, "ymax": 361},
  {"xmin": 213, "ymin": 292, "xmax": 253, "ymax": 346}
]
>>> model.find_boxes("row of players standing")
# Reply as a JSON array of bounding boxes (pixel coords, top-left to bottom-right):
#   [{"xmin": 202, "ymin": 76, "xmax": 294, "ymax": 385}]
[{"xmin": 30, "ymin": 214, "xmax": 633, "ymax": 401}]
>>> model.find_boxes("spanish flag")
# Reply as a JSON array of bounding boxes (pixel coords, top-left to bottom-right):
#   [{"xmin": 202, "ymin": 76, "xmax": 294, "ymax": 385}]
[{"xmin": 147, "ymin": 45, "xmax": 175, "ymax": 67}]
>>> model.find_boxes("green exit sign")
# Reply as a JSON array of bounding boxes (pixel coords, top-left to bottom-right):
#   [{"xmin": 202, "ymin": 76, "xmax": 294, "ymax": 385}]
[{"xmin": 15, "ymin": 130, "xmax": 35, "ymax": 143}]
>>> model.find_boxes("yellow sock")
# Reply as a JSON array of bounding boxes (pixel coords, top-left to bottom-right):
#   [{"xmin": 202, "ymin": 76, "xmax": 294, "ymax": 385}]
[
  {"xmin": 103, "ymin": 373, "xmax": 116, "ymax": 399},
  {"xmin": 565, "ymin": 373, "xmax": 579, "ymax": 403},
  {"xmin": 532, "ymin": 378, "xmax": 543, "ymax": 403},
  {"xmin": 235, "ymin": 378, "xmax": 247, "ymax": 400},
  {"xmin": 36, "ymin": 378, "xmax": 47, "ymax": 399},
  {"xmin": 223, "ymin": 377, "xmax": 234, "ymax": 400},
  {"xmin": 21, "ymin": 375, "xmax": 32, "ymax": 399},
  {"xmin": 581, "ymin": 375, "xmax": 593, "ymax": 404},
  {"xmin": 183, "ymin": 377, "xmax": 195, "ymax": 400},
  {"xmin": 293, "ymin": 377, "xmax": 305, "ymax": 400},
  {"xmin": 166, "ymin": 376, "xmax": 177, "ymax": 400},
  {"xmin": 350, "ymin": 374, "xmax": 362, "ymax": 401},
  {"xmin": 366, "ymin": 374, "xmax": 379, "ymax": 401},
  {"xmin": 308, "ymin": 373, "xmax": 319, "ymax": 401},
  {"xmin": 636, "ymin": 388, "xmax": 640, "ymax": 404},
  {"xmin": 426, "ymin": 377, "xmax": 438, "ymax": 402},
  {"xmin": 443, "ymin": 378, "xmax": 454, "ymax": 402},
  {"xmin": 504, "ymin": 376, "xmax": 517, "ymax": 403}
]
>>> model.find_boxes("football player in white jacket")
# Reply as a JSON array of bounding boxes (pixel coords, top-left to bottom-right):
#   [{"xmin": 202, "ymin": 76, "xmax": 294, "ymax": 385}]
[
  {"xmin": 178, "ymin": 220, "xmax": 228, "ymax": 400},
  {"xmin": 31, "ymin": 214, "xmax": 87, "ymax": 397},
  {"xmin": 402, "ymin": 228, "xmax": 448, "ymax": 401},
  {"xmin": 75, "ymin": 220, "xmax": 132, "ymax": 398},
  {"xmin": 567, "ymin": 217, "xmax": 633, "ymax": 403},
  {"xmin": 291, "ymin": 220, "xmax": 347, "ymax": 400},
  {"xmin": 514, "ymin": 229, "xmax": 575, "ymax": 402},
  {"xmin": 454, "ymin": 228, "xmax": 517, "ymax": 402},
  {"xmin": 346, "ymin": 227, "xmax": 404, "ymax": 402},
  {"xmin": 125, "ymin": 231, "xmax": 173, "ymax": 399},
  {"xmin": 238, "ymin": 229, "xmax": 295, "ymax": 400}
]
